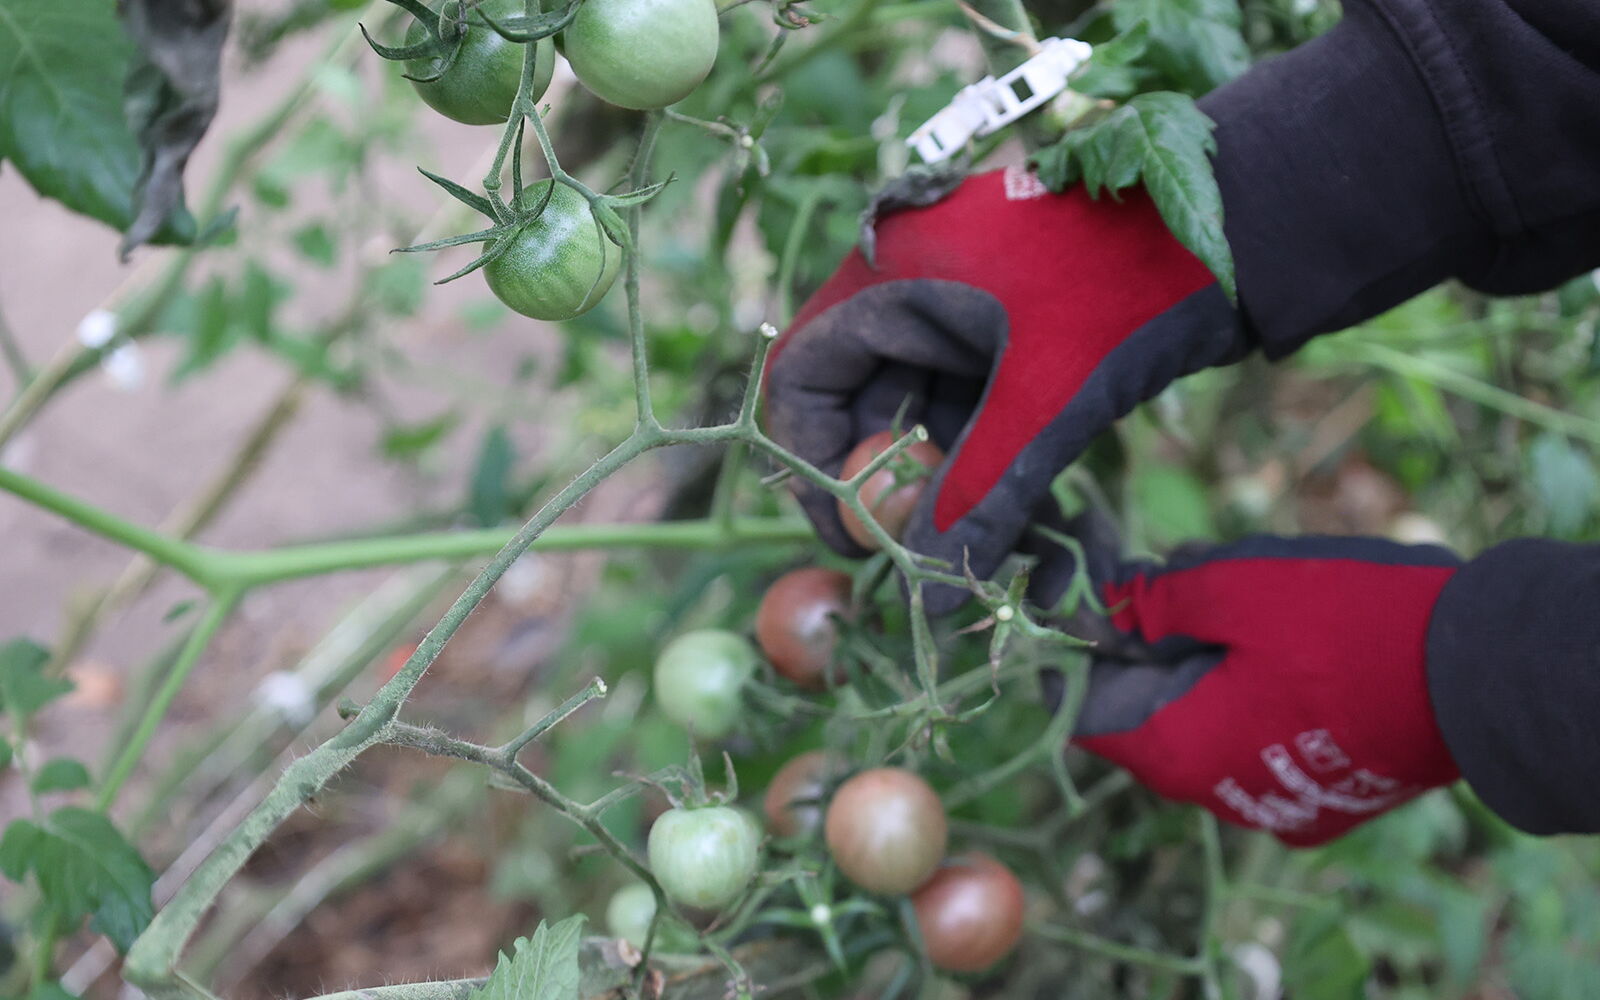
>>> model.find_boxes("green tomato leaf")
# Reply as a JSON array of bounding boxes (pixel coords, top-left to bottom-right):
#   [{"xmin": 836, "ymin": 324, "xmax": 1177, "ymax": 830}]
[
  {"xmin": 0, "ymin": 740, "xmax": 13, "ymax": 771},
  {"xmin": 469, "ymin": 425, "xmax": 515, "ymax": 528},
  {"xmin": 1131, "ymin": 463, "xmax": 1215, "ymax": 545},
  {"xmin": 1109, "ymin": 0, "xmax": 1247, "ymax": 95},
  {"xmin": 1529, "ymin": 434, "xmax": 1597, "ymax": 537},
  {"xmin": 32, "ymin": 758, "xmax": 92, "ymax": 794},
  {"xmin": 116, "ymin": 0, "xmax": 227, "ymax": 258},
  {"xmin": 0, "ymin": 0, "xmax": 196, "ymax": 246},
  {"xmin": 1070, "ymin": 22, "xmax": 1151, "ymax": 100},
  {"xmin": 0, "ymin": 639, "xmax": 70, "ymax": 718},
  {"xmin": 382, "ymin": 411, "xmax": 461, "ymax": 461},
  {"xmin": 1283, "ymin": 909, "xmax": 1370, "ymax": 1000},
  {"xmin": 292, "ymin": 223, "xmax": 338, "ymax": 267},
  {"xmin": 1031, "ymin": 92, "xmax": 1233, "ymax": 299},
  {"xmin": 28, "ymin": 983, "xmax": 79, "ymax": 1000},
  {"xmin": 0, "ymin": 807, "xmax": 155, "ymax": 953},
  {"xmin": 469, "ymin": 916, "xmax": 586, "ymax": 1000}
]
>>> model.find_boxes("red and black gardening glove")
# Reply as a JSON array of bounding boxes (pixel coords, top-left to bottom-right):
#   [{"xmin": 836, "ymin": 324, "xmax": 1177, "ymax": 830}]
[
  {"xmin": 1032, "ymin": 526, "xmax": 1464, "ymax": 846},
  {"xmin": 763, "ymin": 166, "xmax": 1245, "ymax": 612}
]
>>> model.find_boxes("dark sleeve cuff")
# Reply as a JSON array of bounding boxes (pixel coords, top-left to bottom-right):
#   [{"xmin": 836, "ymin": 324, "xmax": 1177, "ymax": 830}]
[
  {"xmin": 1200, "ymin": 0, "xmax": 1493, "ymax": 355},
  {"xmin": 1426, "ymin": 538, "xmax": 1600, "ymax": 835},
  {"xmin": 1201, "ymin": 0, "xmax": 1600, "ymax": 356}
]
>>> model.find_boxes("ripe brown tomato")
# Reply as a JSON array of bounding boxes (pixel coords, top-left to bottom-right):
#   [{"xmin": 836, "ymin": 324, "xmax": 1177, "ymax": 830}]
[
  {"xmin": 911, "ymin": 853, "xmax": 1026, "ymax": 972},
  {"xmin": 824, "ymin": 767, "xmax": 947, "ymax": 894},
  {"xmin": 762, "ymin": 750, "xmax": 844, "ymax": 838},
  {"xmin": 755, "ymin": 568, "xmax": 852, "ymax": 688},
  {"xmin": 836, "ymin": 431, "xmax": 945, "ymax": 550}
]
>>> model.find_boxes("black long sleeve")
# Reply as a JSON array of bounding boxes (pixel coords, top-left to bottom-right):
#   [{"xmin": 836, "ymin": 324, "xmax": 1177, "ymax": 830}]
[
  {"xmin": 1202, "ymin": 0, "xmax": 1600, "ymax": 354},
  {"xmin": 1202, "ymin": 1, "xmax": 1600, "ymax": 834},
  {"xmin": 1427, "ymin": 542, "xmax": 1600, "ymax": 834}
]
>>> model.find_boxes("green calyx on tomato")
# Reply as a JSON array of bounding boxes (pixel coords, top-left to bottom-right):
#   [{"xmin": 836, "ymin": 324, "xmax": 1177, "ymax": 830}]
[
  {"xmin": 365, "ymin": 0, "xmax": 565, "ymax": 126},
  {"xmin": 483, "ymin": 181, "xmax": 622, "ymax": 321},
  {"xmin": 647, "ymin": 805, "xmax": 763, "ymax": 910},
  {"xmin": 563, "ymin": 0, "xmax": 721, "ymax": 110},
  {"xmin": 397, "ymin": 170, "xmax": 653, "ymax": 322},
  {"xmin": 653, "ymin": 629, "xmax": 759, "ymax": 739}
]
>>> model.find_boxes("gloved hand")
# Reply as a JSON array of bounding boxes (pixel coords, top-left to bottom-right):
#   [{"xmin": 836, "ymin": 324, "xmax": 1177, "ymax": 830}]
[
  {"xmin": 1031, "ymin": 527, "xmax": 1464, "ymax": 847},
  {"xmin": 763, "ymin": 166, "xmax": 1245, "ymax": 612}
]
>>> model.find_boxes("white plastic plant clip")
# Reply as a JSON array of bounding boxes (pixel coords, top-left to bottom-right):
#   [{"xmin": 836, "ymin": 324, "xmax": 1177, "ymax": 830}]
[{"xmin": 907, "ymin": 37, "xmax": 1094, "ymax": 164}]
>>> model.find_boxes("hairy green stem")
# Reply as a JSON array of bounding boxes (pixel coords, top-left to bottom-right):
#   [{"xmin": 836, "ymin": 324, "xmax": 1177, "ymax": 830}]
[
  {"xmin": 0, "ymin": 459, "xmax": 809, "ymax": 585},
  {"xmin": 0, "ymin": 465, "xmax": 219, "ymax": 585},
  {"xmin": 123, "ymin": 430, "xmax": 652, "ymax": 995},
  {"xmin": 625, "ymin": 113, "xmax": 665, "ymax": 430}
]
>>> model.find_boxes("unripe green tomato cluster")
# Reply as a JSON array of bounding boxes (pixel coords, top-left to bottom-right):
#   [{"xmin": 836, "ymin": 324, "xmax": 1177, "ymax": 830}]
[
  {"xmin": 394, "ymin": 0, "xmax": 722, "ymax": 323},
  {"xmin": 647, "ymin": 805, "xmax": 762, "ymax": 910}
]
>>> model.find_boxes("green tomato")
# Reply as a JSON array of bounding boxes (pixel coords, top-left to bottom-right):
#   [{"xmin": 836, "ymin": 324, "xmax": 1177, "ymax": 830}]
[
  {"xmin": 404, "ymin": 0, "xmax": 555, "ymax": 126},
  {"xmin": 605, "ymin": 882, "xmax": 658, "ymax": 948},
  {"xmin": 647, "ymin": 805, "xmax": 762, "ymax": 910},
  {"xmin": 604, "ymin": 882, "xmax": 700, "ymax": 952},
  {"xmin": 482, "ymin": 181, "xmax": 622, "ymax": 321},
  {"xmin": 652, "ymin": 629, "xmax": 758, "ymax": 739},
  {"xmin": 563, "ymin": 0, "xmax": 719, "ymax": 110}
]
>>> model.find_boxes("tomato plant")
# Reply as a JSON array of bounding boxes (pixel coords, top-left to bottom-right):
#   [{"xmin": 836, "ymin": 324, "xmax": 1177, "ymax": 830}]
[
  {"xmin": 5, "ymin": 2, "xmax": 1595, "ymax": 999},
  {"xmin": 563, "ymin": 0, "xmax": 720, "ymax": 110},
  {"xmin": 653, "ymin": 628, "xmax": 759, "ymax": 739},
  {"xmin": 402, "ymin": 0, "xmax": 555, "ymax": 125},
  {"xmin": 911, "ymin": 853, "xmax": 1026, "ymax": 972},
  {"xmin": 825, "ymin": 767, "xmax": 948, "ymax": 895},
  {"xmin": 755, "ymin": 567, "xmax": 851, "ymax": 688},
  {"xmin": 647, "ymin": 805, "xmax": 762, "ymax": 910},
  {"xmin": 837, "ymin": 431, "xmax": 945, "ymax": 550}
]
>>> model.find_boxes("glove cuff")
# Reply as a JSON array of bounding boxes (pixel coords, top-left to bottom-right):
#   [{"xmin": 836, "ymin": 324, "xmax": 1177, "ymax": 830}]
[{"xmin": 1203, "ymin": 0, "xmax": 1494, "ymax": 356}]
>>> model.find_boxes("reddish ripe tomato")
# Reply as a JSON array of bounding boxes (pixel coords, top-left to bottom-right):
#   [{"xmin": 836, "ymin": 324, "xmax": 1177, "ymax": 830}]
[
  {"xmin": 825, "ymin": 767, "xmax": 947, "ymax": 895},
  {"xmin": 836, "ymin": 431, "xmax": 945, "ymax": 550},
  {"xmin": 911, "ymin": 853, "xmax": 1026, "ymax": 972},
  {"xmin": 763, "ymin": 750, "xmax": 844, "ymax": 838},
  {"xmin": 755, "ymin": 568, "xmax": 852, "ymax": 688}
]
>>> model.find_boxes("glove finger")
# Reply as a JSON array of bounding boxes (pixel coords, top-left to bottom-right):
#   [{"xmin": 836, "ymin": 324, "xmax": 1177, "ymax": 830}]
[
  {"xmin": 905, "ymin": 283, "xmax": 1243, "ymax": 615},
  {"xmin": 1075, "ymin": 650, "xmax": 1225, "ymax": 738},
  {"xmin": 765, "ymin": 280, "xmax": 1007, "ymax": 557}
]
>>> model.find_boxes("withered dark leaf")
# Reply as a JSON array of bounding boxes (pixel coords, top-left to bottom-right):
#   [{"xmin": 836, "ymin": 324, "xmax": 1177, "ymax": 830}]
[{"xmin": 117, "ymin": 0, "xmax": 231, "ymax": 260}]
